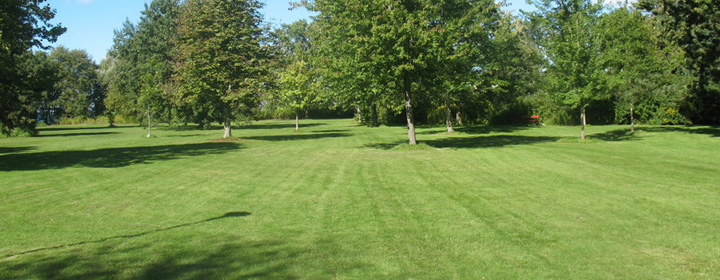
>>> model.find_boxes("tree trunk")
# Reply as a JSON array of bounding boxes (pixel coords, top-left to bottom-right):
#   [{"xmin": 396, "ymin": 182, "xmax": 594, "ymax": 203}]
[
  {"xmin": 146, "ymin": 110, "xmax": 152, "ymax": 138},
  {"xmin": 581, "ymin": 106, "xmax": 586, "ymax": 141},
  {"xmin": 630, "ymin": 102, "xmax": 635, "ymax": 133},
  {"xmin": 456, "ymin": 111, "xmax": 463, "ymax": 126},
  {"xmin": 371, "ymin": 103, "xmax": 378, "ymax": 127},
  {"xmin": 295, "ymin": 113, "xmax": 299, "ymax": 131},
  {"xmin": 356, "ymin": 106, "xmax": 362, "ymax": 123},
  {"xmin": 108, "ymin": 112, "xmax": 115, "ymax": 127},
  {"xmin": 223, "ymin": 85, "xmax": 233, "ymax": 138},
  {"xmin": 445, "ymin": 91, "xmax": 454, "ymax": 133},
  {"xmin": 168, "ymin": 103, "xmax": 173, "ymax": 127},
  {"xmin": 223, "ymin": 119, "xmax": 232, "ymax": 138},
  {"xmin": 404, "ymin": 75, "xmax": 417, "ymax": 145}
]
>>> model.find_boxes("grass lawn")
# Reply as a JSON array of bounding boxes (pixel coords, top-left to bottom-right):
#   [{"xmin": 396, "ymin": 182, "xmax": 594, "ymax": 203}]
[{"xmin": 1, "ymin": 119, "xmax": 719, "ymax": 279}]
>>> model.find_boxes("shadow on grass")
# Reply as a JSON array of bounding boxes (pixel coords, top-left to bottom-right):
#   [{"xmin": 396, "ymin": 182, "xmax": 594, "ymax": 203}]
[
  {"xmin": 0, "ymin": 142, "xmax": 241, "ymax": 171},
  {"xmin": 638, "ymin": 126, "xmax": 720, "ymax": 137},
  {"xmin": 2, "ymin": 240, "xmax": 301, "ymax": 280},
  {"xmin": 425, "ymin": 135, "xmax": 562, "ymax": 149},
  {"xmin": 244, "ymin": 132, "xmax": 350, "ymax": 141},
  {"xmin": 363, "ymin": 141, "xmax": 406, "ymax": 150},
  {"xmin": 365, "ymin": 135, "xmax": 562, "ymax": 150},
  {"xmin": 162, "ymin": 133, "xmax": 209, "ymax": 138},
  {"xmin": 0, "ymin": 146, "xmax": 36, "ymax": 154},
  {"xmin": 310, "ymin": 129, "xmax": 349, "ymax": 133},
  {"xmin": 418, "ymin": 125, "xmax": 530, "ymax": 135},
  {"xmin": 37, "ymin": 132, "xmax": 120, "ymax": 138},
  {"xmin": 38, "ymin": 126, "xmax": 120, "ymax": 132},
  {"xmin": 0, "ymin": 213, "xmax": 309, "ymax": 279},
  {"xmin": 3, "ymin": 212, "xmax": 251, "ymax": 258},
  {"xmin": 245, "ymin": 123, "xmax": 323, "ymax": 130},
  {"xmin": 590, "ymin": 129, "xmax": 640, "ymax": 142},
  {"xmin": 454, "ymin": 125, "xmax": 530, "ymax": 135},
  {"xmin": 158, "ymin": 125, "xmax": 206, "ymax": 132}
]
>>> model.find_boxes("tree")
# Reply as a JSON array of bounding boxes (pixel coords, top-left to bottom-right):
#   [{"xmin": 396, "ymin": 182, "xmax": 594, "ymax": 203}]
[
  {"xmin": 277, "ymin": 60, "xmax": 319, "ymax": 130},
  {"xmin": 135, "ymin": 0, "xmax": 180, "ymax": 128},
  {"xmin": 49, "ymin": 46, "xmax": 100, "ymax": 120},
  {"xmin": 424, "ymin": 0, "xmax": 498, "ymax": 133},
  {"xmin": 0, "ymin": 0, "xmax": 65, "ymax": 135},
  {"xmin": 30, "ymin": 51, "xmax": 62, "ymax": 125},
  {"xmin": 174, "ymin": 0, "xmax": 273, "ymax": 138},
  {"xmin": 309, "ymin": 0, "xmax": 500, "ymax": 144},
  {"xmin": 594, "ymin": 7, "xmax": 691, "ymax": 129},
  {"xmin": 664, "ymin": 0, "xmax": 720, "ymax": 124},
  {"xmin": 104, "ymin": 20, "xmax": 143, "ymax": 122},
  {"xmin": 104, "ymin": 0, "xmax": 180, "ymax": 127},
  {"xmin": 308, "ymin": 1, "xmax": 391, "ymax": 127},
  {"xmin": 273, "ymin": 20, "xmax": 320, "ymax": 131},
  {"xmin": 528, "ymin": 0, "xmax": 604, "ymax": 140}
]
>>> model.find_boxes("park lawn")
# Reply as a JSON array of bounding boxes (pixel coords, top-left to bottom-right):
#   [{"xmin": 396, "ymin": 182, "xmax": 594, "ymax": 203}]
[{"xmin": 1, "ymin": 119, "xmax": 719, "ymax": 279}]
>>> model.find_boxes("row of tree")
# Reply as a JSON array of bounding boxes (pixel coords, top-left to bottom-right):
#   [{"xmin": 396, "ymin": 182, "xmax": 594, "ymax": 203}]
[{"xmin": 2, "ymin": 0, "xmax": 718, "ymax": 143}]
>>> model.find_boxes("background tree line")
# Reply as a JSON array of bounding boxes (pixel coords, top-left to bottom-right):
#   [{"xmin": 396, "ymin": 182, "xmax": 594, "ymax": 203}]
[{"xmin": 2, "ymin": 0, "xmax": 718, "ymax": 142}]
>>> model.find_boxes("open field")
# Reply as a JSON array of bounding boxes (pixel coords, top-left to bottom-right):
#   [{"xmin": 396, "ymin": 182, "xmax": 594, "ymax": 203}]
[{"xmin": 1, "ymin": 119, "xmax": 719, "ymax": 279}]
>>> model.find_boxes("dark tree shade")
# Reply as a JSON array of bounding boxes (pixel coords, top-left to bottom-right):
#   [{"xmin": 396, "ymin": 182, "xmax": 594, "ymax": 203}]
[
  {"xmin": 667, "ymin": 0, "xmax": 720, "ymax": 124},
  {"xmin": 0, "ymin": 0, "xmax": 65, "ymax": 135}
]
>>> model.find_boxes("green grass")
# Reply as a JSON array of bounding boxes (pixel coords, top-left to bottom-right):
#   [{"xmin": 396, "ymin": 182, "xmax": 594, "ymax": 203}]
[{"xmin": 1, "ymin": 119, "xmax": 719, "ymax": 279}]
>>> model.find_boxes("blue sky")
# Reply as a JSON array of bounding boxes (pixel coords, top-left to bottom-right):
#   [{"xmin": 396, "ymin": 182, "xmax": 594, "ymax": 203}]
[{"xmin": 46, "ymin": 0, "xmax": 536, "ymax": 63}]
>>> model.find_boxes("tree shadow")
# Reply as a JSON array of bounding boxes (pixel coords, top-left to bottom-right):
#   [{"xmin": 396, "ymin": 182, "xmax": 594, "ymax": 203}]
[
  {"xmin": 638, "ymin": 126, "xmax": 720, "ymax": 137},
  {"xmin": 453, "ymin": 125, "xmax": 530, "ymax": 135},
  {"xmin": 243, "ymin": 132, "xmax": 350, "ymax": 142},
  {"xmin": 362, "ymin": 141, "xmax": 406, "ymax": 150},
  {"xmin": 418, "ymin": 125, "xmax": 530, "ymax": 135},
  {"xmin": 246, "ymin": 123, "xmax": 323, "ymax": 130},
  {"xmin": 38, "ymin": 126, "xmax": 122, "ymax": 132},
  {"xmin": 163, "ymin": 133, "xmax": 208, "ymax": 138},
  {"xmin": 137, "ymin": 241, "xmax": 300, "ymax": 280},
  {"xmin": 4, "ymin": 212, "xmax": 251, "ymax": 258},
  {"xmin": 363, "ymin": 135, "xmax": 562, "ymax": 150},
  {"xmin": 0, "ymin": 142, "xmax": 241, "ymax": 171},
  {"xmin": 0, "ymin": 146, "xmax": 36, "ymax": 154},
  {"xmin": 424, "ymin": 135, "xmax": 562, "ymax": 149},
  {"xmin": 37, "ymin": 132, "xmax": 120, "ymax": 138},
  {"xmin": 160, "ymin": 125, "xmax": 205, "ymax": 132},
  {"xmin": 590, "ymin": 129, "xmax": 640, "ymax": 142},
  {"xmin": 310, "ymin": 129, "xmax": 349, "ymax": 133},
  {"xmin": 0, "ymin": 214, "xmax": 306, "ymax": 279}
]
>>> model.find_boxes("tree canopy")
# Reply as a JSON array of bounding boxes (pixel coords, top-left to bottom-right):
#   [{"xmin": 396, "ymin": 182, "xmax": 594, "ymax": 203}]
[
  {"xmin": 174, "ymin": 0, "xmax": 273, "ymax": 138},
  {"xmin": 8, "ymin": 0, "xmax": 720, "ymax": 138},
  {"xmin": 0, "ymin": 0, "xmax": 65, "ymax": 135}
]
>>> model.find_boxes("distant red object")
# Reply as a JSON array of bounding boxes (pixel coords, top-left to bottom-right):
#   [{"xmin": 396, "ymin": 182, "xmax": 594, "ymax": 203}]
[{"xmin": 529, "ymin": 115, "xmax": 540, "ymax": 124}]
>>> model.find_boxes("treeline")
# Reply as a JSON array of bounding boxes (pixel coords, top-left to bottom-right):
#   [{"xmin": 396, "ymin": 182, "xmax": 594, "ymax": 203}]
[{"xmin": 2, "ymin": 0, "xmax": 718, "ymax": 142}]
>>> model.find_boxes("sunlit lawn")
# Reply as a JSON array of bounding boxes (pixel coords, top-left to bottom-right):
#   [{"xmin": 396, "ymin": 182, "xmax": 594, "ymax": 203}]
[{"xmin": 1, "ymin": 119, "xmax": 719, "ymax": 279}]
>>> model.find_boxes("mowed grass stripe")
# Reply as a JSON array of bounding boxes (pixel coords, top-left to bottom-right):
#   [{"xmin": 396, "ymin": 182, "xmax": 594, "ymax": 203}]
[{"xmin": 1, "ymin": 119, "xmax": 719, "ymax": 279}]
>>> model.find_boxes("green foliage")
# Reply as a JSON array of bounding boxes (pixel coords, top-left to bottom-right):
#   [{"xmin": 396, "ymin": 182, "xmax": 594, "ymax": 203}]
[
  {"xmin": 309, "ymin": 0, "xmax": 501, "ymax": 142},
  {"xmin": 26, "ymin": 51, "xmax": 61, "ymax": 125},
  {"xmin": 527, "ymin": 0, "xmax": 605, "ymax": 113},
  {"xmin": 104, "ymin": 20, "xmax": 143, "ymax": 120},
  {"xmin": 49, "ymin": 46, "xmax": 101, "ymax": 120},
  {"xmin": 0, "ymin": 0, "xmax": 65, "ymax": 135},
  {"xmin": 104, "ymin": 0, "xmax": 180, "ymax": 125},
  {"xmin": 478, "ymin": 13, "xmax": 543, "ymax": 124},
  {"xmin": 665, "ymin": 0, "xmax": 720, "ymax": 124},
  {"xmin": 271, "ymin": 20, "xmax": 321, "ymax": 124},
  {"xmin": 174, "ymin": 0, "xmax": 274, "ymax": 136},
  {"xmin": 594, "ymin": 8, "xmax": 692, "ymax": 125}
]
